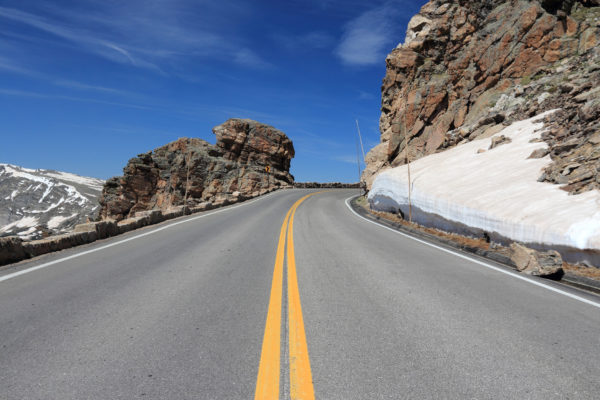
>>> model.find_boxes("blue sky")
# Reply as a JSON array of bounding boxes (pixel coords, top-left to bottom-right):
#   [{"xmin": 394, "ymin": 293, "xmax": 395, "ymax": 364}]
[{"xmin": 0, "ymin": 0, "xmax": 425, "ymax": 182}]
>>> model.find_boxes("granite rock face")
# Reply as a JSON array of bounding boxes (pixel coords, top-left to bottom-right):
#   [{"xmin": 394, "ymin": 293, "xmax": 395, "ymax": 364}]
[
  {"xmin": 364, "ymin": 0, "xmax": 600, "ymax": 194},
  {"xmin": 99, "ymin": 119, "xmax": 294, "ymax": 221}
]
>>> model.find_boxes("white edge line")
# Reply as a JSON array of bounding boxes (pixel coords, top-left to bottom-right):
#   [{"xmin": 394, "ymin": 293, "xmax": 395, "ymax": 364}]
[
  {"xmin": 0, "ymin": 190, "xmax": 285, "ymax": 283},
  {"xmin": 344, "ymin": 196, "xmax": 600, "ymax": 310}
]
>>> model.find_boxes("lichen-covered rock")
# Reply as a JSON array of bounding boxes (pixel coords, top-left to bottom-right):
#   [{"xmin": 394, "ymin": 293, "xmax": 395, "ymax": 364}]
[
  {"xmin": 99, "ymin": 119, "xmax": 294, "ymax": 221},
  {"xmin": 364, "ymin": 0, "xmax": 600, "ymax": 193}
]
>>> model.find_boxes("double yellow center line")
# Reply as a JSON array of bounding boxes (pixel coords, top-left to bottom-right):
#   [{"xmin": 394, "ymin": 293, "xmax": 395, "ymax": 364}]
[{"xmin": 255, "ymin": 193, "xmax": 318, "ymax": 400}]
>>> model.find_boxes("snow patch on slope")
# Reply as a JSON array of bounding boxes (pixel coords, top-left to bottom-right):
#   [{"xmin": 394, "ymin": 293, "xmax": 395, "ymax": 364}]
[
  {"xmin": 0, "ymin": 216, "xmax": 39, "ymax": 235},
  {"xmin": 43, "ymin": 171, "xmax": 104, "ymax": 190},
  {"xmin": 368, "ymin": 111, "xmax": 600, "ymax": 251},
  {"xmin": 47, "ymin": 213, "xmax": 78, "ymax": 229},
  {"xmin": 0, "ymin": 164, "xmax": 104, "ymax": 239}
]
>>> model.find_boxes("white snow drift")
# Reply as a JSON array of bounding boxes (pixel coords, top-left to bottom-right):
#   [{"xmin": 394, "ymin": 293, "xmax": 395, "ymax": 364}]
[{"xmin": 368, "ymin": 112, "xmax": 600, "ymax": 251}]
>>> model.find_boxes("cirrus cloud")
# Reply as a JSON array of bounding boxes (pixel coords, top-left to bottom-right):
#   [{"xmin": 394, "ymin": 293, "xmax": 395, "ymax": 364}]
[{"xmin": 335, "ymin": 1, "xmax": 404, "ymax": 66}]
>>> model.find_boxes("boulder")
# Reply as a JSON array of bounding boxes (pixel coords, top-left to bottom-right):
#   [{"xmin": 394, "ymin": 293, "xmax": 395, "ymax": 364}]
[{"xmin": 509, "ymin": 243, "xmax": 564, "ymax": 277}]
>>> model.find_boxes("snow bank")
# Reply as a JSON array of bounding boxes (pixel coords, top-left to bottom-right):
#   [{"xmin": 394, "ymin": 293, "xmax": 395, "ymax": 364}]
[{"xmin": 368, "ymin": 112, "xmax": 600, "ymax": 252}]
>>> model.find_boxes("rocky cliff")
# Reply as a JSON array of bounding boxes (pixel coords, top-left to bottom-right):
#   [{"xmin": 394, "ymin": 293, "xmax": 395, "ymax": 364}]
[
  {"xmin": 99, "ymin": 119, "xmax": 294, "ymax": 221},
  {"xmin": 364, "ymin": 0, "xmax": 600, "ymax": 194}
]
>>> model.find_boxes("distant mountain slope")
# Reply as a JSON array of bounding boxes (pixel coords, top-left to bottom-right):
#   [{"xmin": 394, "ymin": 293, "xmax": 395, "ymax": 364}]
[{"xmin": 0, "ymin": 164, "xmax": 104, "ymax": 239}]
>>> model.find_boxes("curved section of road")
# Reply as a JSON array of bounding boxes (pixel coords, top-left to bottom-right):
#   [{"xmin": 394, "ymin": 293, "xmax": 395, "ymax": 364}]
[{"xmin": 1, "ymin": 189, "xmax": 599, "ymax": 399}]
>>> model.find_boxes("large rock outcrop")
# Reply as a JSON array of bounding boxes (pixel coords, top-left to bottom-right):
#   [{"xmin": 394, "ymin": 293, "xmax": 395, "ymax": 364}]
[
  {"xmin": 99, "ymin": 119, "xmax": 294, "ymax": 221},
  {"xmin": 364, "ymin": 0, "xmax": 600, "ymax": 193}
]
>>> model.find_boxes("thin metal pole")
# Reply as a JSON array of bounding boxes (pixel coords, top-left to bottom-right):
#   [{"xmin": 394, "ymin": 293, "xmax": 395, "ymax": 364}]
[
  {"xmin": 355, "ymin": 119, "xmax": 366, "ymax": 168},
  {"xmin": 403, "ymin": 88, "xmax": 412, "ymax": 223},
  {"xmin": 407, "ymin": 145, "xmax": 412, "ymax": 223},
  {"xmin": 184, "ymin": 148, "xmax": 191, "ymax": 205},
  {"xmin": 355, "ymin": 139, "xmax": 362, "ymax": 196}
]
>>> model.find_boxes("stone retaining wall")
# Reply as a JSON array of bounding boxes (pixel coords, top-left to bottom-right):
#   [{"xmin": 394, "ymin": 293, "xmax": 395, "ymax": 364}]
[
  {"xmin": 0, "ymin": 188, "xmax": 277, "ymax": 267},
  {"xmin": 294, "ymin": 182, "xmax": 361, "ymax": 189}
]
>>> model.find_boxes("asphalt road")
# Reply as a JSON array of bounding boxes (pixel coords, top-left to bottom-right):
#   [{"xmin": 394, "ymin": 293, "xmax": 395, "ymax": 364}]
[{"xmin": 1, "ymin": 189, "xmax": 599, "ymax": 399}]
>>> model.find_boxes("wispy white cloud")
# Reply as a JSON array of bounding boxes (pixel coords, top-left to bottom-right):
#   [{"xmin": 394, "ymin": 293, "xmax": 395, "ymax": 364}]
[
  {"xmin": 287, "ymin": 0, "xmax": 375, "ymax": 17},
  {"xmin": 0, "ymin": 56, "xmax": 139, "ymax": 97},
  {"xmin": 214, "ymin": 106, "xmax": 302, "ymax": 129},
  {"xmin": 335, "ymin": 1, "xmax": 401, "ymax": 66},
  {"xmin": 300, "ymin": 149, "xmax": 361, "ymax": 166},
  {"xmin": 233, "ymin": 48, "xmax": 272, "ymax": 69},
  {"xmin": 0, "ymin": 56, "xmax": 43, "ymax": 78},
  {"xmin": 0, "ymin": 2, "xmax": 268, "ymax": 73},
  {"xmin": 0, "ymin": 6, "xmax": 161, "ymax": 71},
  {"xmin": 294, "ymin": 129, "xmax": 345, "ymax": 148},
  {"xmin": 52, "ymin": 79, "xmax": 135, "ymax": 97},
  {"xmin": 273, "ymin": 31, "xmax": 335, "ymax": 51},
  {"xmin": 0, "ymin": 88, "xmax": 153, "ymax": 110},
  {"xmin": 332, "ymin": 154, "xmax": 360, "ymax": 164}
]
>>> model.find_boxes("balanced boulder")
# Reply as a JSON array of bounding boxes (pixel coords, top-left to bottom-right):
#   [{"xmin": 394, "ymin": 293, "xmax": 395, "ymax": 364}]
[{"xmin": 99, "ymin": 119, "xmax": 294, "ymax": 221}]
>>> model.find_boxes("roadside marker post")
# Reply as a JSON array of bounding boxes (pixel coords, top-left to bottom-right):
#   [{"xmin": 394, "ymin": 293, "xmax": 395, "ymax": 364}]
[{"xmin": 265, "ymin": 165, "xmax": 271, "ymax": 188}]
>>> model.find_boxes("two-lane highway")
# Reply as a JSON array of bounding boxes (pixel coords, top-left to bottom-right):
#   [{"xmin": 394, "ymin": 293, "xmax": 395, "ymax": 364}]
[{"xmin": 1, "ymin": 189, "xmax": 599, "ymax": 399}]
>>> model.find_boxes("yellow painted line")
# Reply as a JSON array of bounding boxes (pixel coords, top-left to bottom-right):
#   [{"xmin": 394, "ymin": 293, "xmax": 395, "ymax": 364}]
[
  {"xmin": 255, "ymin": 206, "xmax": 293, "ymax": 400},
  {"xmin": 255, "ymin": 192, "xmax": 321, "ymax": 400},
  {"xmin": 287, "ymin": 194, "xmax": 317, "ymax": 400}
]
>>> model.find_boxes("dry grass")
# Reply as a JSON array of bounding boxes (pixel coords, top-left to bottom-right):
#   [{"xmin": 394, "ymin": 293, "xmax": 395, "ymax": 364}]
[
  {"xmin": 563, "ymin": 262, "xmax": 600, "ymax": 279},
  {"xmin": 357, "ymin": 196, "xmax": 600, "ymax": 281},
  {"xmin": 358, "ymin": 198, "xmax": 492, "ymax": 252},
  {"xmin": 371, "ymin": 209, "xmax": 492, "ymax": 251}
]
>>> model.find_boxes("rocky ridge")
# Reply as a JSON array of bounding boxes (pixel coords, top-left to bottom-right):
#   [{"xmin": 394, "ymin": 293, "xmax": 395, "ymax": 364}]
[
  {"xmin": 100, "ymin": 119, "xmax": 294, "ymax": 220},
  {"xmin": 0, "ymin": 164, "xmax": 103, "ymax": 239},
  {"xmin": 364, "ymin": 0, "xmax": 600, "ymax": 195}
]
